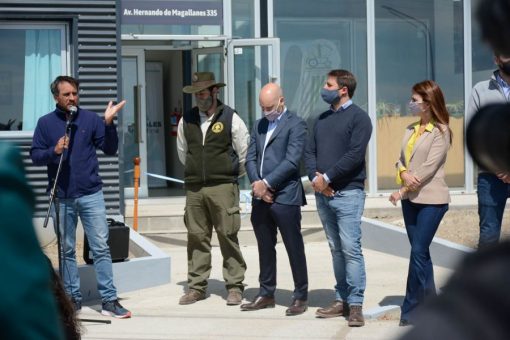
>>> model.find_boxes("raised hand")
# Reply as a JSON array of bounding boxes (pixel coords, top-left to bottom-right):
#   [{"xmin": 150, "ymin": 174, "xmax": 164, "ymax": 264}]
[{"xmin": 104, "ymin": 100, "xmax": 126, "ymax": 125}]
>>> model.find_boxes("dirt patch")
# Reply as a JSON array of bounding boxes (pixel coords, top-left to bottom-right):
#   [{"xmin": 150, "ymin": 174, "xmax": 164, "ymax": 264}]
[
  {"xmin": 364, "ymin": 206, "xmax": 510, "ymax": 248},
  {"xmin": 42, "ymin": 242, "xmax": 86, "ymax": 267},
  {"xmin": 377, "ymin": 308, "xmax": 401, "ymax": 321}
]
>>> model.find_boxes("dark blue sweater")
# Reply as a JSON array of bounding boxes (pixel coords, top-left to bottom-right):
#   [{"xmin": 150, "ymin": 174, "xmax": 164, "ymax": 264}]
[
  {"xmin": 30, "ymin": 106, "xmax": 118, "ymax": 199},
  {"xmin": 305, "ymin": 103, "xmax": 372, "ymax": 191}
]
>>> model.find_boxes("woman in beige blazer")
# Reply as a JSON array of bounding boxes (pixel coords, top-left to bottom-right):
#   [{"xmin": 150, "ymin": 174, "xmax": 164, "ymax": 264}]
[{"xmin": 389, "ymin": 80, "xmax": 452, "ymax": 326}]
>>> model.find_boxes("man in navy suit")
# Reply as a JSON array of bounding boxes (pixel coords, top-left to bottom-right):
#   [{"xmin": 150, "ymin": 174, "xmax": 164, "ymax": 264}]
[{"xmin": 240, "ymin": 83, "xmax": 309, "ymax": 316}]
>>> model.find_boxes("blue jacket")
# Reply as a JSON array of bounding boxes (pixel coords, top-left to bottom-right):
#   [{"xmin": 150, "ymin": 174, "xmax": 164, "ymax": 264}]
[
  {"xmin": 246, "ymin": 110, "xmax": 307, "ymax": 206},
  {"xmin": 30, "ymin": 106, "xmax": 118, "ymax": 199}
]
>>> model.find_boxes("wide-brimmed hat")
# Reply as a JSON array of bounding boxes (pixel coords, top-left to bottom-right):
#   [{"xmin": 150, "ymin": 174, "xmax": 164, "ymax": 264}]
[{"xmin": 182, "ymin": 72, "xmax": 226, "ymax": 94}]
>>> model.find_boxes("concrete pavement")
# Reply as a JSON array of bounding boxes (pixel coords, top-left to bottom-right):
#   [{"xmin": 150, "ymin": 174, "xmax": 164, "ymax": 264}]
[
  {"xmin": 124, "ymin": 193, "xmax": 480, "ymax": 233},
  {"xmin": 80, "ymin": 230, "xmax": 453, "ymax": 340}
]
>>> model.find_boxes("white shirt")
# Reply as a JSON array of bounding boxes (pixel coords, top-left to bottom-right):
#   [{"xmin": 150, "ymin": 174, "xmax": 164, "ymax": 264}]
[
  {"xmin": 260, "ymin": 108, "xmax": 287, "ymax": 178},
  {"xmin": 176, "ymin": 109, "xmax": 249, "ymax": 176},
  {"xmin": 496, "ymin": 73, "xmax": 510, "ymax": 99}
]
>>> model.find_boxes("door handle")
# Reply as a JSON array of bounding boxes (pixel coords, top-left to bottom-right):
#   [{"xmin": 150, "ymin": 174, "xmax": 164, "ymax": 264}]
[{"xmin": 133, "ymin": 85, "xmax": 143, "ymax": 143}]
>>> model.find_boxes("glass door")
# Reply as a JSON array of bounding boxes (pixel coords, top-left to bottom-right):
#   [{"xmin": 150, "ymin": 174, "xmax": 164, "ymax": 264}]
[
  {"xmin": 226, "ymin": 38, "xmax": 280, "ymax": 130},
  {"xmin": 226, "ymin": 38, "xmax": 280, "ymax": 191},
  {"xmin": 191, "ymin": 46, "xmax": 226, "ymax": 103},
  {"xmin": 121, "ymin": 49, "xmax": 148, "ymax": 198}
]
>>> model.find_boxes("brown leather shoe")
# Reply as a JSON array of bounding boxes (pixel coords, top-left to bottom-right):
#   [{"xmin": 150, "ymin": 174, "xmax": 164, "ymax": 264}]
[
  {"xmin": 226, "ymin": 290, "xmax": 243, "ymax": 305},
  {"xmin": 348, "ymin": 305, "xmax": 365, "ymax": 327},
  {"xmin": 240, "ymin": 296, "xmax": 275, "ymax": 311},
  {"xmin": 285, "ymin": 299, "xmax": 308, "ymax": 316},
  {"xmin": 315, "ymin": 300, "xmax": 349, "ymax": 318},
  {"xmin": 179, "ymin": 289, "xmax": 205, "ymax": 305}
]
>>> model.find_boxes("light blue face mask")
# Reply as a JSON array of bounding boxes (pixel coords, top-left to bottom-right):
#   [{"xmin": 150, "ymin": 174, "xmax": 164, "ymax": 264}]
[
  {"xmin": 408, "ymin": 101, "xmax": 423, "ymax": 115},
  {"xmin": 320, "ymin": 87, "xmax": 340, "ymax": 104}
]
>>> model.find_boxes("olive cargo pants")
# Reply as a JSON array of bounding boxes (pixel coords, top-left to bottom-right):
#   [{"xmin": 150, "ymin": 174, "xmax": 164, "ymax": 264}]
[{"xmin": 184, "ymin": 183, "xmax": 246, "ymax": 293}]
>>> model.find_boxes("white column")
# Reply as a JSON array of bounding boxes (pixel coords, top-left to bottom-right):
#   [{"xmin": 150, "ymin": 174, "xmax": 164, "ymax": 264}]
[{"xmin": 366, "ymin": 0, "xmax": 378, "ymax": 195}]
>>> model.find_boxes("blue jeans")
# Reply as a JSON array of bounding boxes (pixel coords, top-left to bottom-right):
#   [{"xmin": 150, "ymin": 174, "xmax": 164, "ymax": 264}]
[
  {"xmin": 55, "ymin": 191, "xmax": 117, "ymax": 303},
  {"xmin": 477, "ymin": 173, "xmax": 510, "ymax": 247},
  {"xmin": 315, "ymin": 189, "xmax": 366, "ymax": 305},
  {"xmin": 400, "ymin": 199, "xmax": 448, "ymax": 322}
]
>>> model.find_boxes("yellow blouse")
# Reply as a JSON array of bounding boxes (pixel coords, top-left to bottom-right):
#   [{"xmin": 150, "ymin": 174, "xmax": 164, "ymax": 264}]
[{"xmin": 396, "ymin": 120, "xmax": 435, "ymax": 185}]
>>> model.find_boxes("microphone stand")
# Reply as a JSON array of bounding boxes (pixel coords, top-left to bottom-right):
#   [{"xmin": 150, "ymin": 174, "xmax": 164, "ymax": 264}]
[
  {"xmin": 43, "ymin": 115, "xmax": 72, "ymax": 275},
  {"xmin": 43, "ymin": 112, "xmax": 111, "ymax": 325}
]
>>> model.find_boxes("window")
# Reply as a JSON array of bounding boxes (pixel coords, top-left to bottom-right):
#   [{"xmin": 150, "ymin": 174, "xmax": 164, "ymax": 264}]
[
  {"xmin": 0, "ymin": 23, "xmax": 69, "ymax": 132},
  {"xmin": 273, "ymin": 0, "xmax": 368, "ymax": 126},
  {"xmin": 471, "ymin": 0, "xmax": 494, "ymax": 86},
  {"xmin": 273, "ymin": 0, "xmax": 368, "ymax": 189},
  {"xmin": 232, "ymin": 0, "xmax": 255, "ymax": 38},
  {"xmin": 375, "ymin": 0, "xmax": 465, "ymax": 190}
]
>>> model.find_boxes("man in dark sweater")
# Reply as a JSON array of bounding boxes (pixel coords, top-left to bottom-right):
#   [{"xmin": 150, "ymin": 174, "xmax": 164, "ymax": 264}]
[
  {"xmin": 304, "ymin": 69, "xmax": 372, "ymax": 327},
  {"xmin": 31, "ymin": 76, "xmax": 131, "ymax": 318}
]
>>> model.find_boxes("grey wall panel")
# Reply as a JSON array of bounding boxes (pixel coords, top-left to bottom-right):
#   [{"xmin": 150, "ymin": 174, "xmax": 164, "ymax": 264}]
[
  {"xmin": 5, "ymin": 138, "xmax": 120, "ymax": 216},
  {"xmin": 0, "ymin": 0, "xmax": 121, "ymax": 216}
]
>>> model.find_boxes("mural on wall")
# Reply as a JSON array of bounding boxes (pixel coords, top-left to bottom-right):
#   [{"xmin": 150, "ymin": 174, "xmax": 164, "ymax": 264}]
[
  {"xmin": 283, "ymin": 39, "xmax": 341, "ymax": 121},
  {"xmin": 276, "ymin": 19, "xmax": 351, "ymax": 120}
]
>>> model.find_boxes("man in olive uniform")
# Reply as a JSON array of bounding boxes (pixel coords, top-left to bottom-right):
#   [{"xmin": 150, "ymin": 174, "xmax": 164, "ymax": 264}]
[{"xmin": 177, "ymin": 72, "xmax": 248, "ymax": 306}]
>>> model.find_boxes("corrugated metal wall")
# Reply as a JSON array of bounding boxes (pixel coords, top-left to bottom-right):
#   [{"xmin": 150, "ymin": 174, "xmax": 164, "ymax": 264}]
[{"xmin": 0, "ymin": 0, "xmax": 121, "ymax": 216}]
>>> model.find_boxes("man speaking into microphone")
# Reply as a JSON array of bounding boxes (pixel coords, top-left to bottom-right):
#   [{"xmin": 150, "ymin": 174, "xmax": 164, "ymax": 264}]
[{"xmin": 30, "ymin": 76, "xmax": 131, "ymax": 318}]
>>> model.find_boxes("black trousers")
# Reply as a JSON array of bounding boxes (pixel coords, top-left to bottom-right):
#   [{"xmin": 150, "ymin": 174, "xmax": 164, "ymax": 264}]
[{"xmin": 250, "ymin": 200, "xmax": 308, "ymax": 300}]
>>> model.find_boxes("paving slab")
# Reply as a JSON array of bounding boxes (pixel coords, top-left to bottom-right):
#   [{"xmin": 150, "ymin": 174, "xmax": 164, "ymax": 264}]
[{"xmin": 81, "ymin": 235, "xmax": 453, "ymax": 340}]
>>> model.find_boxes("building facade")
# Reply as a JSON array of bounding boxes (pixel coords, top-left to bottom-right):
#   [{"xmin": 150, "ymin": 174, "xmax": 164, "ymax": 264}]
[
  {"xmin": 0, "ymin": 0, "xmax": 494, "ymax": 213},
  {"xmin": 0, "ymin": 0, "xmax": 122, "ymax": 215}
]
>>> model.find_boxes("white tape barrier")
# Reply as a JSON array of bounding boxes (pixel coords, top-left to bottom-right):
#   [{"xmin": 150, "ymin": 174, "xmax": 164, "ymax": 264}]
[
  {"xmin": 124, "ymin": 169, "xmax": 184, "ymax": 184},
  {"xmin": 145, "ymin": 172, "xmax": 185, "ymax": 184},
  {"xmin": 124, "ymin": 171, "xmax": 309, "ymax": 189},
  {"xmin": 123, "ymin": 171, "xmax": 311, "ymax": 220},
  {"xmin": 124, "ymin": 169, "xmax": 251, "ymax": 218}
]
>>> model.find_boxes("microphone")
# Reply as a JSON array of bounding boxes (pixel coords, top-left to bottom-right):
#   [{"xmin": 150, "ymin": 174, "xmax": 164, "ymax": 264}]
[
  {"xmin": 68, "ymin": 105, "xmax": 77, "ymax": 120},
  {"xmin": 66, "ymin": 106, "xmax": 77, "ymax": 133}
]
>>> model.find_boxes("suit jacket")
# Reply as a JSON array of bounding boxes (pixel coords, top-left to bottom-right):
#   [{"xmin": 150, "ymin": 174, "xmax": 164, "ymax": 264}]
[
  {"xmin": 246, "ymin": 110, "xmax": 307, "ymax": 206},
  {"xmin": 396, "ymin": 122, "xmax": 451, "ymax": 204}
]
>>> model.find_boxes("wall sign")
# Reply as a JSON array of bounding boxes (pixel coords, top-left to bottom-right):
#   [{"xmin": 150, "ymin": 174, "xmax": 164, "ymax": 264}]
[{"xmin": 121, "ymin": 0, "xmax": 223, "ymax": 25}]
